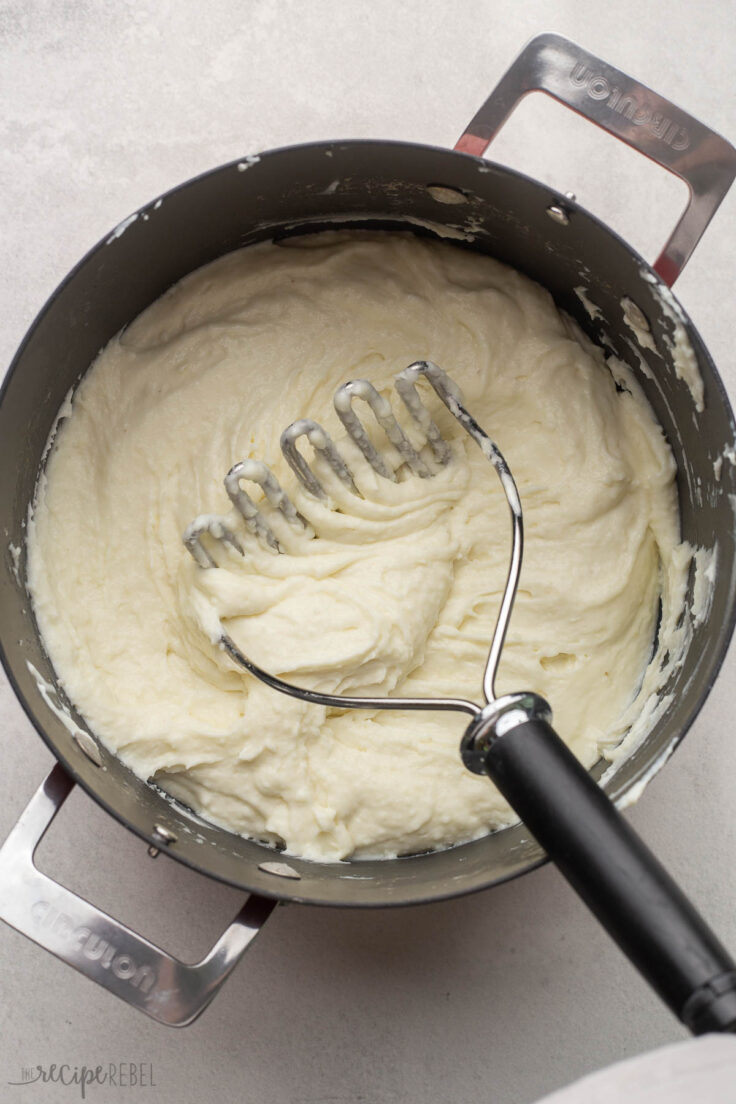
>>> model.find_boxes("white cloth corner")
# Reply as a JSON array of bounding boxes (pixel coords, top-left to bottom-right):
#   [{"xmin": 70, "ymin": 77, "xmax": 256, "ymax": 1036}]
[{"xmin": 534, "ymin": 1035, "xmax": 736, "ymax": 1104}]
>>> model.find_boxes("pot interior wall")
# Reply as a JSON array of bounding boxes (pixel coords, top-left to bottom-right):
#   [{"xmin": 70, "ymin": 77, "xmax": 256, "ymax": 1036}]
[{"xmin": 1, "ymin": 140, "xmax": 735, "ymax": 906}]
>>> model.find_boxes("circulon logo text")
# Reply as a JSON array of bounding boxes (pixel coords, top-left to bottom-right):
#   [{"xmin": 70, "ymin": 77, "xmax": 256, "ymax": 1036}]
[
  {"xmin": 569, "ymin": 63, "xmax": 690, "ymax": 151},
  {"xmin": 31, "ymin": 901, "xmax": 157, "ymax": 993}
]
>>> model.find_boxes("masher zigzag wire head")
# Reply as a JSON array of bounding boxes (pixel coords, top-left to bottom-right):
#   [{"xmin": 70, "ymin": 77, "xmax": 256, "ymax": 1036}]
[{"xmin": 183, "ymin": 361, "xmax": 523, "ymax": 715}]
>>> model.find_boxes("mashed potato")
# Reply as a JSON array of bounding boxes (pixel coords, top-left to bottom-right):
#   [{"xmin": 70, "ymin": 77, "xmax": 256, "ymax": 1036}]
[{"xmin": 27, "ymin": 232, "xmax": 684, "ymax": 861}]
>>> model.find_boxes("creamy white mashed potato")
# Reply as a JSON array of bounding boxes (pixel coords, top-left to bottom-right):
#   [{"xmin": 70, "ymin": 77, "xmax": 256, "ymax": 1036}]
[{"xmin": 27, "ymin": 232, "xmax": 685, "ymax": 861}]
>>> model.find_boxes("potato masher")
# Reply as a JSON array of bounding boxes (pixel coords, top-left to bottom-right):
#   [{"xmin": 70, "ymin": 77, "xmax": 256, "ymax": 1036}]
[{"xmin": 184, "ymin": 360, "xmax": 736, "ymax": 1035}]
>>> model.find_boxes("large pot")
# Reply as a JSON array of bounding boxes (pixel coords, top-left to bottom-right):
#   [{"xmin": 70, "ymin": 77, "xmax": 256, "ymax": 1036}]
[{"xmin": 1, "ymin": 34, "xmax": 735, "ymax": 1027}]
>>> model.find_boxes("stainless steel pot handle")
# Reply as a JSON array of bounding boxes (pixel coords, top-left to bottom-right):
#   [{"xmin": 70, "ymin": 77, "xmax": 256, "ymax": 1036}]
[
  {"xmin": 0, "ymin": 764, "xmax": 276, "ymax": 1026},
  {"xmin": 456, "ymin": 31, "xmax": 736, "ymax": 286}
]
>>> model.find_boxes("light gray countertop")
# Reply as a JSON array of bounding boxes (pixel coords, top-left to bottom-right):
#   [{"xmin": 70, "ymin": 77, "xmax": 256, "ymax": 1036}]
[{"xmin": 2, "ymin": 3, "xmax": 735, "ymax": 1102}]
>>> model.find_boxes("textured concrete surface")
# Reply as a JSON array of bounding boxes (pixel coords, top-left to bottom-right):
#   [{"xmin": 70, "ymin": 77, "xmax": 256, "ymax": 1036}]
[{"xmin": 1, "ymin": 2, "xmax": 735, "ymax": 1102}]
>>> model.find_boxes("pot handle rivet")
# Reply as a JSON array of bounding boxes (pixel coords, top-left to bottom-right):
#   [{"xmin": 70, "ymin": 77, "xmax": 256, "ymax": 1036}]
[{"xmin": 546, "ymin": 204, "xmax": 570, "ymax": 226}]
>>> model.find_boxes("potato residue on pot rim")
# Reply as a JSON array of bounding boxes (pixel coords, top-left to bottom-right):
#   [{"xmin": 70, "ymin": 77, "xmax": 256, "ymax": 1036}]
[{"xmin": 27, "ymin": 231, "xmax": 695, "ymax": 862}]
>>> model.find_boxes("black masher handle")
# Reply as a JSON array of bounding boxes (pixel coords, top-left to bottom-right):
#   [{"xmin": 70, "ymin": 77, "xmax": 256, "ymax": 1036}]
[{"xmin": 479, "ymin": 715, "xmax": 736, "ymax": 1034}]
